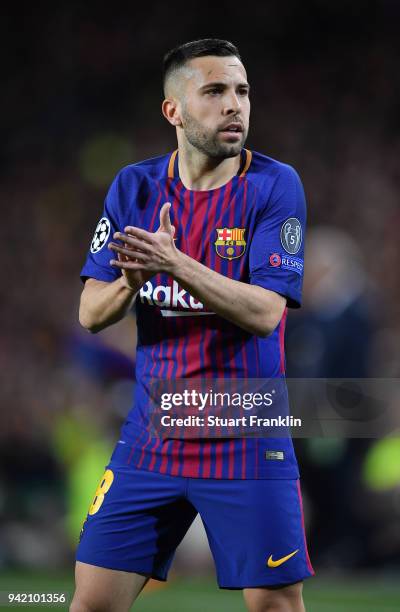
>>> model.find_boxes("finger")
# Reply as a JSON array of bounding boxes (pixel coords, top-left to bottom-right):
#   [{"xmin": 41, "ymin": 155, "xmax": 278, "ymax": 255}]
[
  {"xmin": 110, "ymin": 259, "xmax": 146, "ymax": 271},
  {"xmin": 123, "ymin": 226, "xmax": 155, "ymax": 243},
  {"xmin": 113, "ymin": 228, "xmax": 153, "ymax": 252},
  {"xmin": 159, "ymin": 202, "xmax": 172, "ymax": 233},
  {"xmin": 108, "ymin": 243, "xmax": 149, "ymax": 261},
  {"xmin": 117, "ymin": 246, "xmax": 140, "ymax": 267},
  {"xmin": 112, "ymin": 235, "xmax": 152, "ymax": 254}
]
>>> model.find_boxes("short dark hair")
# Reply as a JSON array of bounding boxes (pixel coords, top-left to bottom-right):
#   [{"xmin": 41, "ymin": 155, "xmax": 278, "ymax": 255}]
[{"xmin": 163, "ymin": 38, "xmax": 241, "ymax": 93}]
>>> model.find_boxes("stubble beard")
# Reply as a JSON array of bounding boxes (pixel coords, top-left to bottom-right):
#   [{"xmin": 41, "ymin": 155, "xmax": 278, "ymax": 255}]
[{"xmin": 181, "ymin": 108, "xmax": 248, "ymax": 159}]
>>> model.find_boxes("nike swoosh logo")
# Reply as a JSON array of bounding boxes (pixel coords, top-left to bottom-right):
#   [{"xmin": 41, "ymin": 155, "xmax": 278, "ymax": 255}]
[{"xmin": 267, "ymin": 549, "xmax": 299, "ymax": 568}]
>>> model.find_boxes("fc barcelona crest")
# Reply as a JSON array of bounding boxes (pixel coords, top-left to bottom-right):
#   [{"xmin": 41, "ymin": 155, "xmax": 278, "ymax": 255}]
[{"xmin": 215, "ymin": 227, "xmax": 246, "ymax": 260}]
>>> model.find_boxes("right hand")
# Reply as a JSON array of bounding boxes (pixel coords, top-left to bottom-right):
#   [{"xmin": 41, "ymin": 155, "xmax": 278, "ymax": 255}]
[
  {"xmin": 118, "ymin": 246, "xmax": 153, "ymax": 291},
  {"xmin": 113, "ymin": 202, "xmax": 176, "ymax": 290}
]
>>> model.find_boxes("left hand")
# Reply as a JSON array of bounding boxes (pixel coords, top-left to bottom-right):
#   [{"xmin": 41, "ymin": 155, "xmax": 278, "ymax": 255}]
[{"xmin": 108, "ymin": 202, "xmax": 179, "ymax": 274}]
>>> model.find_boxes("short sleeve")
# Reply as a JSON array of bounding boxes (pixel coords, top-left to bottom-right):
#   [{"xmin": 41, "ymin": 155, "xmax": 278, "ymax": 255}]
[
  {"xmin": 80, "ymin": 172, "xmax": 126, "ymax": 283},
  {"xmin": 249, "ymin": 165, "xmax": 307, "ymax": 308}
]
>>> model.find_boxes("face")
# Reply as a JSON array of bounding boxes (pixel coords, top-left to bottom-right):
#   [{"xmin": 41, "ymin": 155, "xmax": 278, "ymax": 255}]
[{"xmin": 168, "ymin": 55, "xmax": 250, "ymax": 159}]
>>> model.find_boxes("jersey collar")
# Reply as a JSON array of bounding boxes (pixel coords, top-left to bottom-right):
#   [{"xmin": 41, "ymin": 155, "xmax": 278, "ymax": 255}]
[{"xmin": 167, "ymin": 148, "xmax": 252, "ymax": 180}]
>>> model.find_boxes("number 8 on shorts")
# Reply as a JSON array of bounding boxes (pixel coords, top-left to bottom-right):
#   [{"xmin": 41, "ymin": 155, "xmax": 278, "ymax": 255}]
[{"xmin": 89, "ymin": 469, "xmax": 114, "ymax": 515}]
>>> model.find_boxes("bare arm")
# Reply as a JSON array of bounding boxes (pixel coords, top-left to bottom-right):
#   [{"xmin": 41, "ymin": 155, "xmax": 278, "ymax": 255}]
[
  {"xmin": 171, "ymin": 252, "xmax": 286, "ymax": 337},
  {"xmin": 79, "ymin": 277, "xmax": 138, "ymax": 333}
]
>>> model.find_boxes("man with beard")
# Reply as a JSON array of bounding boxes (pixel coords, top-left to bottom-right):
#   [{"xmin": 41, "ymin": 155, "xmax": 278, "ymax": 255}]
[{"xmin": 71, "ymin": 39, "xmax": 313, "ymax": 612}]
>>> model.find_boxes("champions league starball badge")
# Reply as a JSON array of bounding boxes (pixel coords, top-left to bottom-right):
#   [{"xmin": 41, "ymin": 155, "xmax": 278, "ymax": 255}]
[
  {"xmin": 90, "ymin": 217, "xmax": 111, "ymax": 254},
  {"xmin": 280, "ymin": 218, "xmax": 302, "ymax": 254}
]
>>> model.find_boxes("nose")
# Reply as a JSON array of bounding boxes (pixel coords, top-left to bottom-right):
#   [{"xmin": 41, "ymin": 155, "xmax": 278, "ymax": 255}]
[{"xmin": 222, "ymin": 91, "xmax": 241, "ymax": 116}]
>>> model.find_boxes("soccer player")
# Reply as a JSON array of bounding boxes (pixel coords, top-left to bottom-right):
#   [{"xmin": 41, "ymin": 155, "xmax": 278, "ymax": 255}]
[{"xmin": 71, "ymin": 39, "xmax": 314, "ymax": 612}]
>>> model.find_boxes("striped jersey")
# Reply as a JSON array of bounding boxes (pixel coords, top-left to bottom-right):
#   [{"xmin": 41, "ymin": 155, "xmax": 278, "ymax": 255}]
[{"xmin": 81, "ymin": 148, "xmax": 307, "ymax": 479}]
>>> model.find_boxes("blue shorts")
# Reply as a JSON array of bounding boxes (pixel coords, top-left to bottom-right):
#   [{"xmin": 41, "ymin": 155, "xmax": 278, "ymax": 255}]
[{"xmin": 76, "ymin": 445, "xmax": 314, "ymax": 589}]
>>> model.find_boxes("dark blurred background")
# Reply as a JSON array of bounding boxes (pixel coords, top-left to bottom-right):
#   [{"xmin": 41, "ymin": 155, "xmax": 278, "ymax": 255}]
[{"xmin": 1, "ymin": 0, "xmax": 400, "ymax": 604}]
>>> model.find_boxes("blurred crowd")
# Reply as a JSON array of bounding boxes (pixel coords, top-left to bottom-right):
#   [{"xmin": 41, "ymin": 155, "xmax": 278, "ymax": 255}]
[{"xmin": 1, "ymin": 2, "xmax": 399, "ymax": 574}]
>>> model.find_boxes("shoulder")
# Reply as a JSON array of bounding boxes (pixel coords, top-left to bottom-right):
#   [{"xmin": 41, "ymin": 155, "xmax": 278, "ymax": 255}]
[
  {"xmin": 247, "ymin": 151, "xmax": 306, "ymax": 220},
  {"xmin": 247, "ymin": 150, "xmax": 302, "ymax": 190},
  {"xmin": 116, "ymin": 152, "xmax": 172, "ymax": 186},
  {"xmin": 105, "ymin": 152, "xmax": 172, "ymax": 215}
]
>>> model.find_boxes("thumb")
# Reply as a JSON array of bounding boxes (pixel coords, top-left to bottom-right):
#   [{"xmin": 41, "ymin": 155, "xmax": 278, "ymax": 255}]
[{"xmin": 159, "ymin": 202, "xmax": 174, "ymax": 234}]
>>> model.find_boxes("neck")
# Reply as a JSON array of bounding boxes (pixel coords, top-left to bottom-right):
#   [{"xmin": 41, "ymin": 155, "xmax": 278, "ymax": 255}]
[{"xmin": 177, "ymin": 140, "xmax": 241, "ymax": 191}]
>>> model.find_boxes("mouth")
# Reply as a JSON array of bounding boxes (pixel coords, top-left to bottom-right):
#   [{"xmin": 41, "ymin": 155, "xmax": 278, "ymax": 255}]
[
  {"xmin": 219, "ymin": 123, "xmax": 244, "ymax": 141},
  {"xmin": 219, "ymin": 122, "xmax": 244, "ymax": 134}
]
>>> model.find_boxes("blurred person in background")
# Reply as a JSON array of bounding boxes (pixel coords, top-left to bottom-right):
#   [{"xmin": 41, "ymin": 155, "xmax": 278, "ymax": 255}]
[
  {"xmin": 287, "ymin": 227, "xmax": 372, "ymax": 378},
  {"xmin": 286, "ymin": 227, "xmax": 376, "ymax": 567},
  {"xmin": 71, "ymin": 38, "xmax": 314, "ymax": 612}
]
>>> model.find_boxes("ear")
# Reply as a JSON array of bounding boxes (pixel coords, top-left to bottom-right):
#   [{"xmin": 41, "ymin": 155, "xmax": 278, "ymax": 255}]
[{"xmin": 162, "ymin": 98, "xmax": 182, "ymax": 127}]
